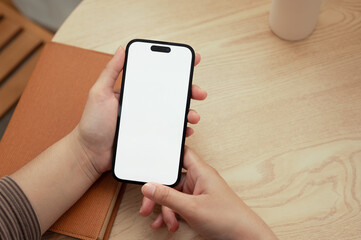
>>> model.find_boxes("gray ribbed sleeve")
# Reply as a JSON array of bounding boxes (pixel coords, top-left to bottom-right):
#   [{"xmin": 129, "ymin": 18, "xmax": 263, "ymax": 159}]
[{"xmin": 0, "ymin": 176, "xmax": 41, "ymax": 240}]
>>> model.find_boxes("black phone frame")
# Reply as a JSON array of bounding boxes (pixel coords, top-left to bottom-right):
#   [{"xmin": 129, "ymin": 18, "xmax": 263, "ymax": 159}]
[{"xmin": 111, "ymin": 39, "xmax": 195, "ymax": 187}]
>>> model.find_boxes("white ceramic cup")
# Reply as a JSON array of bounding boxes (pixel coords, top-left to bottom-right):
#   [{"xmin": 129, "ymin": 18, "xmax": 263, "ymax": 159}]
[{"xmin": 269, "ymin": 0, "xmax": 322, "ymax": 41}]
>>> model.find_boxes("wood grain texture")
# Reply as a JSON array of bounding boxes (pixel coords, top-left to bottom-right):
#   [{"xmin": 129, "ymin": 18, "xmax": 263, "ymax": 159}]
[
  {"xmin": 0, "ymin": 49, "xmax": 40, "ymax": 117},
  {"xmin": 0, "ymin": 2, "xmax": 52, "ymax": 119},
  {"xmin": 0, "ymin": 17, "xmax": 21, "ymax": 49},
  {"xmin": 0, "ymin": 31, "xmax": 42, "ymax": 82},
  {"xmin": 0, "ymin": 2, "xmax": 52, "ymax": 42},
  {"xmin": 0, "ymin": 0, "xmax": 18, "ymax": 12},
  {"xmin": 52, "ymin": 0, "xmax": 361, "ymax": 239}
]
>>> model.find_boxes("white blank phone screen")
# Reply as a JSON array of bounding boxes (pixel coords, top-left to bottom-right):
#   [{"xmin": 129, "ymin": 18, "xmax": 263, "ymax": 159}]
[{"xmin": 114, "ymin": 41, "xmax": 193, "ymax": 185}]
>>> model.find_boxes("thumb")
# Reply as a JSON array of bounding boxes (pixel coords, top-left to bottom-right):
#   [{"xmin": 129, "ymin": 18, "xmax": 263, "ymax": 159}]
[
  {"xmin": 141, "ymin": 183, "xmax": 190, "ymax": 214},
  {"xmin": 96, "ymin": 46, "xmax": 125, "ymax": 89}
]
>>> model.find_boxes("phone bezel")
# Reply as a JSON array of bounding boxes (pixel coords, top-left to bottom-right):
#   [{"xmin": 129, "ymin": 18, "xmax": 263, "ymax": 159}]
[{"xmin": 112, "ymin": 39, "xmax": 195, "ymax": 187}]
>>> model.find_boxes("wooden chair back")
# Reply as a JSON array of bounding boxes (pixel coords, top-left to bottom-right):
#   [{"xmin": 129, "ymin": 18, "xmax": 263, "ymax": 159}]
[{"xmin": 0, "ymin": 2, "xmax": 52, "ymax": 118}]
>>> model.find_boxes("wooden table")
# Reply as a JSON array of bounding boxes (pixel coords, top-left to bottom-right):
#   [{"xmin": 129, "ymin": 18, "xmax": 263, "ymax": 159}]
[{"xmin": 49, "ymin": 0, "xmax": 361, "ymax": 239}]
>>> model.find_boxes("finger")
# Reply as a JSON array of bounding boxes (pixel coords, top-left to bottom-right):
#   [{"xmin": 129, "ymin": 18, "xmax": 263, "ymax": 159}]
[
  {"xmin": 150, "ymin": 214, "xmax": 164, "ymax": 229},
  {"xmin": 141, "ymin": 183, "xmax": 190, "ymax": 214},
  {"xmin": 96, "ymin": 47, "xmax": 125, "ymax": 89},
  {"xmin": 139, "ymin": 197, "xmax": 156, "ymax": 217},
  {"xmin": 162, "ymin": 206, "xmax": 179, "ymax": 232},
  {"xmin": 187, "ymin": 109, "xmax": 200, "ymax": 124},
  {"xmin": 186, "ymin": 127, "xmax": 194, "ymax": 137},
  {"xmin": 114, "ymin": 88, "xmax": 121, "ymax": 101},
  {"xmin": 194, "ymin": 53, "xmax": 201, "ymax": 66},
  {"xmin": 191, "ymin": 85, "xmax": 207, "ymax": 100},
  {"xmin": 182, "ymin": 146, "xmax": 207, "ymax": 170},
  {"xmin": 115, "ymin": 93, "xmax": 120, "ymax": 101},
  {"xmin": 174, "ymin": 173, "xmax": 186, "ymax": 191}
]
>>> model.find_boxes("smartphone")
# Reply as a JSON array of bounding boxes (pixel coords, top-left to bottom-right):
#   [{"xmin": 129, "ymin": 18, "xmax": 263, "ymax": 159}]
[{"xmin": 112, "ymin": 39, "xmax": 195, "ymax": 186}]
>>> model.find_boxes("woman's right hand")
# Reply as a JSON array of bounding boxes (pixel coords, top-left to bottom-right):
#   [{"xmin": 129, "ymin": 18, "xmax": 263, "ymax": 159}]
[{"xmin": 139, "ymin": 147, "xmax": 278, "ymax": 240}]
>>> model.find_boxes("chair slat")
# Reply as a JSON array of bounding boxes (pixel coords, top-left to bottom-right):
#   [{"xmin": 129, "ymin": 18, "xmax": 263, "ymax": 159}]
[
  {"xmin": 0, "ymin": 17, "xmax": 22, "ymax": 49},
  {"xmin": 0, "ymin": 2, "xmax": 52, "ymax": 42},
  {"xmin": 0, "ymin": 30, "xmax": 42, "ymax": 83},
  {"xmin": 0, "ymin": 49, "xmax": 40, "ymax": 117}
]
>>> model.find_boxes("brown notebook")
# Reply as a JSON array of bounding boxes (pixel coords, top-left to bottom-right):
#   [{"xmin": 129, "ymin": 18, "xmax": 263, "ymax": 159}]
[{"xmin": 0, "ymin": 42, "xmax": 124, "ymax": 240}]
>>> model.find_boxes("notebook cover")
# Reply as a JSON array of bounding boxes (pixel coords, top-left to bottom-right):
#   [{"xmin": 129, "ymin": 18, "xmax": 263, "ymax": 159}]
[{"xmin": 0, "ymin": 42, "xmax": 123, "ymax": 240}]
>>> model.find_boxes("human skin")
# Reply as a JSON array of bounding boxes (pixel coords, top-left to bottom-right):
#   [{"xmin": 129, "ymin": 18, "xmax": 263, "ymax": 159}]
[
  {"xmin": 139, "ymin": 147, "xmax": 278, "ymax": 240},
  {"xmin": 11, "ymin": 46, "xmax": 206, "ymax": 233}
]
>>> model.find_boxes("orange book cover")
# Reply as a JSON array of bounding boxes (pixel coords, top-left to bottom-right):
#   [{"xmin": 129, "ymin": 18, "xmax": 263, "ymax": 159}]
[{"xmin": 0, "ymin": 42, "xmax": 124, "ymax": 240}]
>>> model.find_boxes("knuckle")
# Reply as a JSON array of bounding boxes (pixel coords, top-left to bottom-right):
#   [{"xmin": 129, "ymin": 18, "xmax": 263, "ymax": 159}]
[
  {"xmin": 158, "ymin": 187, "xmax": 171, "ymax": 204},
  {"xmin": 104, "ymin": 62, "xmax": 113, "ymax": 72},
  {"xmin": 183, "ymin": 197, "xmax": 198, "ymax": 217},
  {"xmin": 104, "ymin": 62, "xmax": 117, "ymax": 78},
  {"xmin": 188, "ymin": 198, "xmax": 197, "ymax": 211},
  {"xmin": 88, "ymin": 86, "xmax": 104, "ymax": 101},
  {"xmin": 88, "ymin": 87, "xmax": 98, "ymax": 98},
  {"xmin": 208, "ymin": 165, "xmax": 220, "ymax": 176},
  {"xmin": 210, "ymin": 166, "xmax": 217, "ymax": 173}
]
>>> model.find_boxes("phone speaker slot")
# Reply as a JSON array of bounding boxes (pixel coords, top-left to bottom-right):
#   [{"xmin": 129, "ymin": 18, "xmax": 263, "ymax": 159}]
[{"xmin": 151, "ymin": 45, "xmax": 171, "ymax": 53}]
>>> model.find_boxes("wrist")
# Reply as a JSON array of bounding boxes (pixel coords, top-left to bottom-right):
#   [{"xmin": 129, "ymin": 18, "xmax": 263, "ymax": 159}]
[
  {"xmin": 67, "ymin": 127, "xmax": 101, "ymax": 182},
  {"xmin": 231, "ymin": 202, "xmax": 278, "ymax": 240}
]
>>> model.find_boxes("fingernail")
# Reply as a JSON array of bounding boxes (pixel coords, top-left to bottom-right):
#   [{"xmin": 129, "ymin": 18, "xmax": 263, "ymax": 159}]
[
  {"xmin": 167, "ymin": 223, "xmax": 172, "ymax": 231},
  {"xmin": 202, "ymin": 90, "xmax": 208, "ymax": 97},
  {"xmin": 142, "ymin": 183, "xmax": 156, "ymax": 197},
  {"xmin": 115, "ymin": 46, "xmax": 123, "ymax": 56}
]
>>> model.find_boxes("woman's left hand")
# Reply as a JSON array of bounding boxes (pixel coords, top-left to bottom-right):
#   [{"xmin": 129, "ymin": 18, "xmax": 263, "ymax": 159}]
[{"xmin": 74, "ymin": 46, "xmax": 207, "ymax": 178}]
